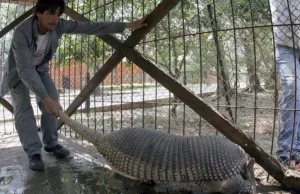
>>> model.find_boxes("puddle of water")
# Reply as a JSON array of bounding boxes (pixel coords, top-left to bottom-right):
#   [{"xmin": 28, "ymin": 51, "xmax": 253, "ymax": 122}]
[
  {"xmin": 0, "ymin": 158, "xmax": 206, "ymax": 194},
  {"xmin": 71, "ymin": 167, "xmax": 206, "ymax": 194},
  {"xmin": 0, "ymin": 165, "xmax": 27, "ymax": 194},
  {"xmin": 0, "ymin": 176, "xmax": 13, "ymax": 185}
]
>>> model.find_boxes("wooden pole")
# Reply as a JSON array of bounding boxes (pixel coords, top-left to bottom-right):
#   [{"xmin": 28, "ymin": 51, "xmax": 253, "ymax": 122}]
[
  {"xmin": 57, "ymin": 0, "xmax": 181, "ymax": 129},
  {"xmin": 0, "ymin": 7, "xmax": 34, "ymax": 39},
  {"xmin": 0, "ymin": 97, "xmax": 13, "ymax": 113}
]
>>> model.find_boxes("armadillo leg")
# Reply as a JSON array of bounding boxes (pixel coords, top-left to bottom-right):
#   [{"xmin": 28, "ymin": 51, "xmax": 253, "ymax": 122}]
[
  {"xmin": 108, "ymin": 173, "xmax": 157, "ymax": 194},
  {"xmin": 107, "ymin": 173, "xmax": 142, "ymax": 194}
]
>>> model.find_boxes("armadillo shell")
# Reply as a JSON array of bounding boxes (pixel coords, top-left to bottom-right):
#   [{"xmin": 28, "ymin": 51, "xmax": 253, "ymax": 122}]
[{"xmin": 98, "ymin": 128, "xmax": 246, "ymax": 182}]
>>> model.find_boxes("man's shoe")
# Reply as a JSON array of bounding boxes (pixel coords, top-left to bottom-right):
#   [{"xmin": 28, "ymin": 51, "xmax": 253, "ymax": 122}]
[
  {"xmin": 44, "ymin": 144, "xmax": 70, "ymax": 158},
  {"xmin": 292, "ymin": 154, "xmax": 300, "ymax": 164},
  {"xmin": 29, "ymin": 154, "xmax": 44, "ymax": 171},
  {"xmin": 277, "ymin": 156, "xmax": 289, "ymax": 167}
]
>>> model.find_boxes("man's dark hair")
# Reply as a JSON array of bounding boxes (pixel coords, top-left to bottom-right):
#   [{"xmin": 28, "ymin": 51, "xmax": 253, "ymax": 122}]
[{"xmin": 34, "ymin": 0, "xmax": 65, "ymax": 16}]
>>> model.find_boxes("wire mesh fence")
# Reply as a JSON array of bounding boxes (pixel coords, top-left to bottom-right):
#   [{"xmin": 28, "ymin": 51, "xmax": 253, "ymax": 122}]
[{"xmin": 0, "ymin": 0, "xmax": 300, "ymax": 171}]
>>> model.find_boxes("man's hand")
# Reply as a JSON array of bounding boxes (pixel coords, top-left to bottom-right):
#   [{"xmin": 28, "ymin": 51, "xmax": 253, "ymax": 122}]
[
  {"xmin": 125, "ymin": 15, "xmax": 148, "ymax": 30},
  {"xmin": 42, "ymin": 96, "xmax": 62, "ymax": 117}
]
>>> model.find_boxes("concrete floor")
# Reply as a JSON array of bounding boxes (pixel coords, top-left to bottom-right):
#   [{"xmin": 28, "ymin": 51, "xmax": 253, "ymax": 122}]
[
  {"xmin": 0, "ymin": 133, "xmax": 115, "ymax": 194},
  {"xmin": 0, "ymin": 132, "xmax": 298, "ymax": 194}
]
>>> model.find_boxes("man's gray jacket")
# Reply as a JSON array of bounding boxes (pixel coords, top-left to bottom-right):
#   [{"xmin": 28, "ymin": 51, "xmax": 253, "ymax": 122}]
[{"xmin": 0, "ymin": 16, "xmax": 125, "ymax": 99}]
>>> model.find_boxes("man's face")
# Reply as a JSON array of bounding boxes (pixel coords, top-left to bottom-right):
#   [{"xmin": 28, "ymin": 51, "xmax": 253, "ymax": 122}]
[{"xmin": 36, "ymin": 8, "xmax": 61, "ymax": 33}]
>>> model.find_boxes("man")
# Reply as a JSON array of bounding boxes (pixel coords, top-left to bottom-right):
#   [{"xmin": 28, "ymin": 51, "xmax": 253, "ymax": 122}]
[
  {"xmin": 270, "ymin": 0, "xmax": 300, "ymax": 166},
  {"xmin": 0, "ymin": 0, "xmax": 147, "ymax": 171}
]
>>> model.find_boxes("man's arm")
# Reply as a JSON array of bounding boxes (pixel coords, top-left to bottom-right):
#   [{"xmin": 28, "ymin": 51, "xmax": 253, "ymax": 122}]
[
  {"xmin": 12, "ymin": 30, "xmax": 61, "ymax": 116},
  {"xmin": 12, "ymin": 29, "xmax": 48, "ymax": 100},
  {"xmin": 125, "ymin": 16, "xmax": 147, "ymax": 29},
  {"xmin": 41, "ymin": 96, "xmax": 62, "ymax": 117},
  {"xmin": 59, "ymin": 16, "xmax": 147, "ymax": 35}
]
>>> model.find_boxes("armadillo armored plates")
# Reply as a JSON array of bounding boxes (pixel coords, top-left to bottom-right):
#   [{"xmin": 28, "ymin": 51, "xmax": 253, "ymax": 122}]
[{"xmin": 59, "ymin": 110, "xmax": 256, "ymax": 194}]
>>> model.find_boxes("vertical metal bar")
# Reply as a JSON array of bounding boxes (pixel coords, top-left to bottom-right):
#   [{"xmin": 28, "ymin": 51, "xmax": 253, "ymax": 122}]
[
  {"xmin": 79, "ymin": 35, "xmax": 83, "ymax": 137},
  {"xmin": 131, "ymin": 0, "xmax": 134, "ymax": 127},
  {"xmin": 248, "ymin": 0, "xmax": 258, "ymax": 140},
  {"xmin": 121, "ymin": 0, "xmax": 124, "ymax": 128},
  {"xmin": 33, "ymin": 4, "xmax": 39, "ymax": 131},
  {"xmin": 54, "ymin": 45, "xmax": 58, "ymax": 131},
  {"xmin": 2, "ymin": 6, "xmax": 7, "ymax": 148},
  {"xmin": 1, "ymin": 33, "xmax": 6, "ymax": 134},
  {"xmin": 196, "ymin": 0, "xmax": 203, "ymax": 135},
  {"xmin": 210, "ymin": 2, "xmax": 220, "ymax": 134},
  {"xmin": 73, "ymin": 0, "xmax": 79, "ymax": 131},
  {"xmin": 154, "ymin": 0, "xmax": 157, "ymax": 130},
  {"xmin": 62, "ymin": 24, "xmax": 67, "ymax": 135},
  {"xmin": 62, "ymin": 12, "xmax": 68, "ymax": 135},
  {"xmin": 230, "ymin": 0, "xmax": 238, "ymax": 124},
  {"xmin": 68, "ymin": 1, "xmax": 75, "ymax": 137},
  {"xmin": 142, "ymin": 0, "xmax": 145, "ymax": 128},
  {"xmin": 94, "ymin": 0, "xmax": 100, "ymax": 132},
  {"xmin": 5, "ymin": 0, "xmax": 10, "ymax": 28},
  {"xmin": 7, "ymin": 0, "xmax": 13, "ymax": 134},
  {"xmin": 267, "ymin": 0, "xmax": 279, "ymax": 181},
  {"xmin": 102, "ymin": 0, "xmax": 106, "ymax": 133},
  {"xmin": 181, "ymin": 0, "xmax": 186, "ymax": 136},
  {"xmin": 286, "ymin": 0, "xmax": 297, "ymax": 166},
  {"xmin": 0, "ymin": 1, "xmax": 3, "ymax": 16},
  {"xmin": 111, "ymin": 0, "xmax": 114, "ymax": 131},
  {"xmin": 168, "ymin": 10, "xmax": 171, "ymax": 134},
  {"xmin": 85, "ymin": 0, "xmax": 91, "ymax": 130}
]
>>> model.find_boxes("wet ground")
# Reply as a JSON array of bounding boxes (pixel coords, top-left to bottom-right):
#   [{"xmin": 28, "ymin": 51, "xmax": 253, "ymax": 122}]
[{"xmin": 0, "ymin": 132, "xmax": 297, "ymax": 194}]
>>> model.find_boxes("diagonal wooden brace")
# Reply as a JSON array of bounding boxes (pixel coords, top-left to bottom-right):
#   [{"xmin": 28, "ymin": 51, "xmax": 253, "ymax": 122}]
[
  {"xmin": 0, "ymin": 7, "xmax": 34, "ymax": 39},
  {"xmin": 57, "ymin": 0, "xmax": 181, "ymax": 129}
]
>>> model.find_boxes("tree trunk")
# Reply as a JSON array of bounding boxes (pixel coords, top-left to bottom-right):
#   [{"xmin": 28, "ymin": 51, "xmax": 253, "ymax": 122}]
[
  {"xmin": 263, "ymin": 65, "xmax": 276, "ymax": 90},
  {"xmin": 170, "ymin": 67, "xmax": 181, "ymax": 116},
  {"xmin": 242, "ymin": 37, "xmax": 264, "ymax": 93},
  {"xmin": 169, "ymin": 38, "xmax": 183, "ymax": 116},
  {"xmin": 207, "ymin": 4, "xmax": 234, "ymax": 122}
]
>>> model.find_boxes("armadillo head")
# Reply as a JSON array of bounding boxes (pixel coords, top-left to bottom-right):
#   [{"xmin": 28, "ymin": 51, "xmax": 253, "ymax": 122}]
[
  {"xmin": 218, "ymin": 158, "xmax": 256, "ymax": 194},
  {"xmin": 236, "ymin": 158, "xmax": 256, "ymax": 194}
]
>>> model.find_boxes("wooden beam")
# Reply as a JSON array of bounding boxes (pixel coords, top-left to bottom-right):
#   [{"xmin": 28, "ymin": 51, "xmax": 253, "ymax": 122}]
[
  {"xmin": 76, "ymin": 92, "xmax": 214, "ymax": 114},
  {"xmin": 0, "ymin": 0, "xmax": 73, "ymax": 5},
  {"xmin": 0, "ymin": 97, "xmax": 13, "ymax": 113},
  {"xmin": 0, "ymin": 0, "xmax": 36, "ymax": 5},
  {"xmin": 105, "ymin": 37, "xmax": 300, "ymax": 191},
  {"xmin": 0, "ymin": 7, "xmax": 34, "ymax": 39},
  {"xmin": 77, "ymin": 99, "xmax": 169, "ymax": 114},
  {"xmin": 57, "ymin": 0, "xmax": 181, "ymax": 128},
  {"xmin": 0, "ymin": 92, "xmax": 213, "ymax": 123}
]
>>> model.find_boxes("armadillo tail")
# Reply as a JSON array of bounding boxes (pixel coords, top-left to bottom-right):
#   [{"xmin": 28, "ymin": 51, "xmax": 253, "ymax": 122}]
[{"xmin": 58, "ymin": 110, "xmax": 101, "ymax": 146}]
